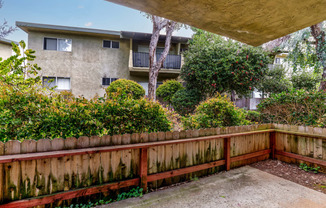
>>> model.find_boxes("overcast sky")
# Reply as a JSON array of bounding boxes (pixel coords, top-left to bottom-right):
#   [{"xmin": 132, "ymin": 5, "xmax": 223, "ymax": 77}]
[{"xmin": 2, "ymin": 0, "xmax": 194, "ymax": 43}]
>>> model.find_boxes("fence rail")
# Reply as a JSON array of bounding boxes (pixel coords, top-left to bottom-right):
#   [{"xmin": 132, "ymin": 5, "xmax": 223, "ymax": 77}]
[{"xmin": 0, "ymin": 124, "xmax": 326, "ymax": 207}]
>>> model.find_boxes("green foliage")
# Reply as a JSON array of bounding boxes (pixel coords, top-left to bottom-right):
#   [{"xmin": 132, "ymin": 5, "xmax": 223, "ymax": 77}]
[
  {"xmin": 291, "ymin": 70, "xmax": 321, "ymax": 91},
  {"xmin": 156, "ymin": 80, "xmax": 184, "ymax": 103},
  {"xmin": 182, "ymin": 94, "xmax": 250, "ymax": 130},
  {"xmin": 257, "ymin": 89, "xmax": 326, "ymax": 126},
  {"xmin": 245, "ymin": 111, "xmax": 261, "ymax": 123},
  {"xmin": 258, "ymin": 65, "xmax": 291, "ymax": 95},
  {"xmin": 106, "ymin": 79, "xmax": 145, "ymax": 99},
  {"xmin": 170, "ymin": 88, "xmax": 202, "ymax": 116},
  {"xmin": 65, "ymin": 187, "xmax": 143, "ymax": 208},
  {"xmin": 299, "ymin": 163, "xmax": 320, "ymax": 174},
  {"xmin": 116, "ymin": 187, "xmax": 143, "ymax": 201},
  {"xmin": 181, "ymin": 30, "xmax": 271, "ymax": 99},
  {"xmin": 0, "ymin": 89, "xmax": 171, "ymax": 141},
  {"xmin": 0, "ymin": 41, "xmax": 41, "ymax": 91},
  {"xmin": 286, "ymin": 24, "xmax": 326, "ymax": 74},
  {"xmin": 0, "ymin": 45, "xmax": 171, "ymax": 142}
]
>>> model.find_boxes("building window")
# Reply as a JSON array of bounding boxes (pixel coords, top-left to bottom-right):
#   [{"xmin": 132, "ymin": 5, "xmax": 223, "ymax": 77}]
[
  {"xmin": 43, "ymin": 77, "xmax": 71, "ymax": 90},
  {"xmin": 103, "ymin": 40, "xmax": 119, "ymax": 49},
  {"xmin": 102, "ymin": 77, "xmax": 118, "ymax": 86},
  {"xmin": 44, "ymin": 38, "xmax": 72, "ymax": 51}
]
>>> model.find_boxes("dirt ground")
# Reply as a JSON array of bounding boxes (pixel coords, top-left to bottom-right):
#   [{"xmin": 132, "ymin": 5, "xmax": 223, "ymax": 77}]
[{"xmin": 251, "ymin": 159, "xmax": 326, "ymax": 194}]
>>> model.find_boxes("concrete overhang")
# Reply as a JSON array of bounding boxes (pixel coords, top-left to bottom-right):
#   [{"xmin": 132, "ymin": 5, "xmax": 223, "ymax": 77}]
[
  {"xmin": 0, "ymin": 38, "xmax": 18, "ymax": 46},
  {"xmin": 121, "ymin": 31, "xmax": 190, "ymax": 43},
  {"xmin": 106, "ymin": 0, "xmax": 326, "ymax": 46},
  {"xmin": 16, "ymin": 21, "xmax": 121, "ymax": 37}
]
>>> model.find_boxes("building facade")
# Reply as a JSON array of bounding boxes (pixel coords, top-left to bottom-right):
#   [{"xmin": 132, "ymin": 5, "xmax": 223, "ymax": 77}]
[
  {"xmin": 0, "ymin": 38, "xmax": 16, "ymax": 59},
  {"xmin": 17, "ymin": 22, "xmax": 189, "ymax": 99}
]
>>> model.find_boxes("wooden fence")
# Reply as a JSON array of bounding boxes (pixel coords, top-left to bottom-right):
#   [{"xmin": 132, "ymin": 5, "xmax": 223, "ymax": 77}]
[{"xmin": 0, "ymin": 124, "xmax": 325, "ymax": 207}]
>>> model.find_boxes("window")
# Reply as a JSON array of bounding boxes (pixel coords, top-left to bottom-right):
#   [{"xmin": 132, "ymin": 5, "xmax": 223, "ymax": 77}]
[
  {"xmin": 43, "ymin": 77, "xmax": 71, "ymax": 90},
  {"xmin": 102, "ymin": 77, "xmax": 119, "ymax": 86},
  {"xmin": 44, "ymin": 38, "xmax": 72, "ymax": 51},
  {"xmin": 103, "ymin": 40, "xmax": 119, "ymax": 49}
]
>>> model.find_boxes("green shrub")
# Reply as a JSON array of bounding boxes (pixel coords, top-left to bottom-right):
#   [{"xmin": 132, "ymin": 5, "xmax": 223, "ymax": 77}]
[
  {"xmin": 257, "ymin": 89, "xmax": 326, "ymax": 126},
  {"xmin": 245, "ymin": 110, "xmax": 261, "ymax": 123},
  {"xmin": 182, "ymin": 94, "xmax": 250, "ymax": 130},
  {"xmin": 106, "ymin": 79, "xmax": 145, "ymax": 99},
  {"xmin": 0, "ymin": 88, "xmax": 171, "ymax": 142},
  {"xmin": 156, "ymin": 80, "xmax": 184, "ymax": 103},
  {"xmin": 171, "ymin": 88, "xmax": 202, "ymax": 116}
]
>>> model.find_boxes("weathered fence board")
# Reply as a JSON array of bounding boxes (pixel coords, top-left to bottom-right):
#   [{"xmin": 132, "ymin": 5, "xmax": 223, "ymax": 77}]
[{"xmin": 2, "ymin": 124, "xmax": 326, "ymax": 207}]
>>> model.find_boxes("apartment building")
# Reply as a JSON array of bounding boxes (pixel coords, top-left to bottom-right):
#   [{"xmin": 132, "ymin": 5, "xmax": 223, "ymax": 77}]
[{"xmin": 17, "ymin": 21, "xmax": 190, "ymax": 98}]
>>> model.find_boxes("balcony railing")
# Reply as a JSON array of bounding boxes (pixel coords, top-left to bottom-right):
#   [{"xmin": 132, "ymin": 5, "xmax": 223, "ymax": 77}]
[{"xmin": 133, "ymin": 52, "xmax": 181, "ymax": 69}]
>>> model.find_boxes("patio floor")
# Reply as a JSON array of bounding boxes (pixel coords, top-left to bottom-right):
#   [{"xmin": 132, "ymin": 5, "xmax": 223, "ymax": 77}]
[{"xmin": 103, "ymin": 166, "xmax": 326, "ymax": 208}]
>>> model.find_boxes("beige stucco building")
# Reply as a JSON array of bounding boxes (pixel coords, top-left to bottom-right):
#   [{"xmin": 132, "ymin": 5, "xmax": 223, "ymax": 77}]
[
  {"xmin": 17, "ymin": 22, "xmax": 189, "ymax": 99},
  {"xmin": 0, "ymin": 38, "xmax": 16, "ymax": 60}
]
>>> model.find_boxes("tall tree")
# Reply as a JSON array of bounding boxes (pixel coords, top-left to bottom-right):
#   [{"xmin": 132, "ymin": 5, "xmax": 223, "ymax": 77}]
[
  {"xmin": 181, "ymin": 30, "xmax": 271, "ymax": 100},
  {"xmin": 310, "ymin": 23, "xmax": 326, "ymax": 90},
  {"xmin": 148, "ymin": 15, "xmax": 176, "ymax": 100},
  {"xmin": 266, "ymin": 22, "xmax": 326, "ymax": 91},
  {"xmin": 0, "ymin": 0, "xmax": 16, "ymax": 38}
]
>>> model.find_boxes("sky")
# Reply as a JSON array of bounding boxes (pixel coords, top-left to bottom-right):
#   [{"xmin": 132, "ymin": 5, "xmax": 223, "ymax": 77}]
[{"xmin": 1, "ymin": 0, "xmax": 194, "ymax": 43}]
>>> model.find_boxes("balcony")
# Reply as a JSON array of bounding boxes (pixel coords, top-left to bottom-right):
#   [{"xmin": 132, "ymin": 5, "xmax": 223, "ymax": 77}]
[{"xmin": 133, "ymin": 52, "xmax": 182, "ymax": 69}]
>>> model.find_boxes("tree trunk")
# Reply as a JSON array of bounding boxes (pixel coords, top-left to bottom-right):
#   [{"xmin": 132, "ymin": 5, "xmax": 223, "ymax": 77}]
[
  {"xmin": 310, "ymin": 23, "xmax": 326, "ymax": 91},
  {"xmin": 148, "ymin": 16, "xmax": 176, "ymax": 100}
]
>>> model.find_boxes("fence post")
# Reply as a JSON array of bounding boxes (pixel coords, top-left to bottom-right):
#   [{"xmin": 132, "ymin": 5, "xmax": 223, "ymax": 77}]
[
  {"xmin": 224, "ymin": 137, "xmax": 231, "ymax": 171},
  {"xmin": 139, "ymin": 148, "xmax": 148, "ymax": 192},
  {"xmin": 270, "ymin": 131, "xmax": 276, "ymax": 159}
]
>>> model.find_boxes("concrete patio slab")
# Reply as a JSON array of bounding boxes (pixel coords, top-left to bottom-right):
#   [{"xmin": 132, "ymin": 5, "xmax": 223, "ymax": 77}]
[{"xmin": 104, "ymin": 166, "xmax": 326, "ymax": 208}]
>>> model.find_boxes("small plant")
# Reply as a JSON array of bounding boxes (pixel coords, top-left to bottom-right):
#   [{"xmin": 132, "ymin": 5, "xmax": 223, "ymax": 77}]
[
  {"xmin": 190, "ymin": 175, "xmax": 199, "ymax": 181},
  {"xmin": 299, "ymin": 163, "xmax": 320, "ymax": 173},
  {"xmin": 116, "ymin": 187, "xmax": 143, "ymax": 201},
  {"xmin": 63, "ymin": 187, "xmax": 143, "ymax": 208}
]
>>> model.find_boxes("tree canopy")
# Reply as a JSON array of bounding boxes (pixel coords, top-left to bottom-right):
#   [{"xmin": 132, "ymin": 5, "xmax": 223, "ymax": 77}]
[{"xmin": 181, "ymin": 30, "xmax": 271, "ymax": 99}]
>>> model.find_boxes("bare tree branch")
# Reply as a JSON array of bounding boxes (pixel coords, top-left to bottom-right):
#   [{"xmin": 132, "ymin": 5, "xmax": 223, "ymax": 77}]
[{"xmin": 0, "ymin": 0, "xmax": 16, "ymax": 38}]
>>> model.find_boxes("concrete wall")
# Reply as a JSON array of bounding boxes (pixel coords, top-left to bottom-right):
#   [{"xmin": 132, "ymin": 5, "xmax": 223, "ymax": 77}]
[
  {"xmin": 0, "ymin": 43, "xmax": 12, "ymax": 60},
  {"xmin": 28, "ymin": 31, "xmax": 153, "ymax": 99}
]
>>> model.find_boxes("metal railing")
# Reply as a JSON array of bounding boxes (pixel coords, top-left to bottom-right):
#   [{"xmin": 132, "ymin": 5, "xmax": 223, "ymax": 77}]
[{"xmin": 133, "ymin": 52, "xmax": 181, "ymax": 69}]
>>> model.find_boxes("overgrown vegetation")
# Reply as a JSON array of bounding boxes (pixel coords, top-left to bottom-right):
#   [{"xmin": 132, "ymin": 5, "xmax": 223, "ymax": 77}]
[
  {"xmin": 257, "ymin": 89, "xmax": 326, "ymax": 126},
  {"xmin": 182, "ymin": 94, "xmax": 249, "ymax": 130},
  {"xmin": 0, "ymin": 43, "xmax": 171, "ymax": 142}
]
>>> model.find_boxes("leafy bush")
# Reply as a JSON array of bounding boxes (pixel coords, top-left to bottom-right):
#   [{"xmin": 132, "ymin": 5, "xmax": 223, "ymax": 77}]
[
  {"xmin": 245, "ymin": 110, "xmax": 261, "ymax": 123},
  {"xmin": 182, "ymin": 94, "xmax": 250, "ymax": 130},
  {"xmin": 257, "ymin": 89, "xmax": 326, "ymax": 126},
  {"xmin": 257, "ymin": 65, "xmax": 292, "ymax": 96},
  {"xmin": 170, "ymin": 88, "xmax": 202, "ymax": 116},
  {"xmin": 106, "ymin": 79, "xmax": 145, "ymax": 99},
  {"xmin": 291, "ymin": 71, "xmax": 320, "ymax": 91},
  {"xmin": 156, "ymin": 80, "xmax": 184, "ymax": 103},
  {"xmin": 0, "ymin": 45, "xmax": 171, "ymax": 142},
  {"xmin": 0, "ymin": 89, "xmax": 172, "ymax": 141}
]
